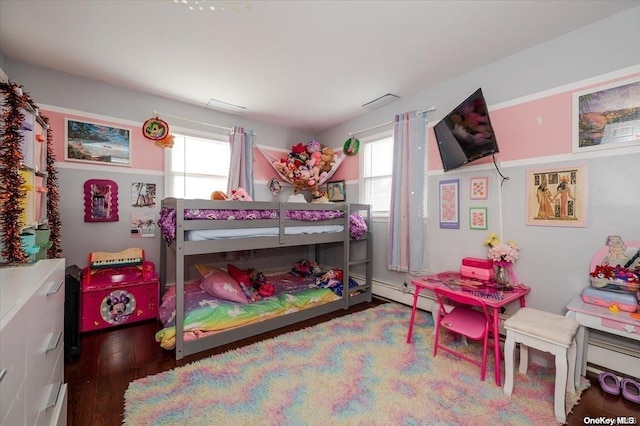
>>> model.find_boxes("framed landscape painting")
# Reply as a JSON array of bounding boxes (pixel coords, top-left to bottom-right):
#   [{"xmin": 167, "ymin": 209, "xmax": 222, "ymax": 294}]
[
  {"xmin": 573, "ymin": 76, "xmax": 640, "ymax": 153},
  {"xmin": 65, "ymin": 118, "xmax": 132, "ymax": 166}
]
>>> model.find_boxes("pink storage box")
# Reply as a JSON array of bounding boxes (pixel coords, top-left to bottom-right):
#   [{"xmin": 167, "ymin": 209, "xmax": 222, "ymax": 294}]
[
  {"xmin": 80, "ymin": 261, "xmax": 159, "ymax": 333},
  {"xmin": 581, "ymin": 287, "xmax": 637, "ymax": 313},
  {"xmin": 460, "ymin": 265, "xmax": 492, "ymax": 280},
  {"xmin": 462, "ymin": 257, "xmax": 493, "ymax": 269}
]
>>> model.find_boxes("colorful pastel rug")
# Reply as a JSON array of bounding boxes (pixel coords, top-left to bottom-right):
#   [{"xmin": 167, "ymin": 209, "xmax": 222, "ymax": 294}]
[{"xmin": 124, "ymin": 303, "xmax": 589, "ymax": 425}]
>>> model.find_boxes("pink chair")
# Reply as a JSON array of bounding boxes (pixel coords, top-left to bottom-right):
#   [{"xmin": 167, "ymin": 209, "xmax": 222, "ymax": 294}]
[{"xmin": 433, "ymin": 286, "xmax": 493, "ymax": 381}]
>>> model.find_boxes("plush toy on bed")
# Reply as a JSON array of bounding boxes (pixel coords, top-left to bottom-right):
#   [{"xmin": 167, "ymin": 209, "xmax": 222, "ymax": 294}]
[
  {"xmin": 230, "ymin": 188, "xmax": 253, "ymax": 201},
  {"xmin": 211, "ymin": 190, "xmax": 229, "ymax": 200}
]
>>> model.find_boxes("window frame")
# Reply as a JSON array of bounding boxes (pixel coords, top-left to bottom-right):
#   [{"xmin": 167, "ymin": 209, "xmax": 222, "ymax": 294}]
[
  {"xmin": 359, "ymin": 129, "xmax": 393, "ymax": 220},
  {"xmin": 163, "ymin": 127, "xmax": 231, "ymax": 199}
]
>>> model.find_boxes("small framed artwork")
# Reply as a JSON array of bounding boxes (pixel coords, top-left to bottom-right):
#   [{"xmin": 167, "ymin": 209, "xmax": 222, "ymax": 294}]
[
  {"xmin": 84, "ymin": 179, "xmax": 119, "ymax": 222},
  {"xmin": 439, "ymin": 179, "xmax": 459, "ymax": 229},
  {"xmin": 525, "ymin": 165, "xmax": 587, "ymax": 227},
  {"xmin": 572, "ymin": 75, "xmax": 640, "ymax": 153},
  {"xmin": 470, "ymin": 176, "xmax": 488, "ymax": 200},
  {"xmin": 327, "ymin": 180, "xmax": 346, "ymax": 202},
  {"xmin": 65, "ymin": 118, "xmax": 132, "ymax": 166},
  {"xmin": 469, "ymin": 207, "xmax": 488, "ymax": 230}
]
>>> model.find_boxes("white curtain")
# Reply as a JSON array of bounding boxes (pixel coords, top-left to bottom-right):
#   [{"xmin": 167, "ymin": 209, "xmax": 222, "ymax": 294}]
[
  {"xmin": 227, "ymin": 127, "xmax": 255, "ymax": 199},
  {"xmin": 387, "ymin": 111, "xmax": 428, "ymax": 274}
]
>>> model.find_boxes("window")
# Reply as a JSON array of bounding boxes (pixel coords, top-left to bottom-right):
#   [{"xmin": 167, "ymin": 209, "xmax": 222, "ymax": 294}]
[
  {"xmin": 360, "ymin": 134, "xmax": 393, "ymax": 217},
  {"xmin": 165, "ymin": 133, "xmax": 230, "ymax": 199}
]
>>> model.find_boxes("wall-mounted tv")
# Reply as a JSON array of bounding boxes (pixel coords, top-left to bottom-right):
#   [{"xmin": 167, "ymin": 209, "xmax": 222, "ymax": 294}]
[{"xmin": 434, "ymin": 88, "xmax": 499, "ymax": 172}]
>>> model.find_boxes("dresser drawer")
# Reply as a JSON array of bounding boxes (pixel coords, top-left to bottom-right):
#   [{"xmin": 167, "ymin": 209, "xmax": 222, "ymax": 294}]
[
  {"xmin": 35, "ymin": 348, "xmax": 65, "ymax": 426},
  {"xmin": 0, "ymin": 307, "xmax": 26, "ymax": 424},
  {"xmin": 26, "ymin": 264, "xmax": 65, "ymax": 426}
]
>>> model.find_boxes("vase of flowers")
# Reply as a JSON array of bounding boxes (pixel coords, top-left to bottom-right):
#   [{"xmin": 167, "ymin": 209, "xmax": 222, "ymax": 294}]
[{"xmin": 484, "ymin": 233, "xmax": 520, "ymax": 288}]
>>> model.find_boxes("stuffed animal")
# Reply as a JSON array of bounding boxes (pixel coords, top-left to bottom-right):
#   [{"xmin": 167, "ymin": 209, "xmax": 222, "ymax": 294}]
[
  {"xmin": 288, "ymin": 193, "xmax": 307, "ymax": 203},
  {"xmin": 211, "ymin": 190, "xmax": 229, "ymax": 200},
  {"xmin": 230, "ymin": 188, "xmax": 253, "ymax": 201},
  {"xmin": 320, "ymin": 147, "xmax": 335, "ymax": 172},
  {"xmin": 312, "ymin": 190, "xmax": 329, "ymax": 203}
]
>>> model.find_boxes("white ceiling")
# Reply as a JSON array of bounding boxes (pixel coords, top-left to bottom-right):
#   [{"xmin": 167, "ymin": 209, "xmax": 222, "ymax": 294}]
[{"xmin": 1, "ymin": 0, "xmax": 637, "ymax": 132}]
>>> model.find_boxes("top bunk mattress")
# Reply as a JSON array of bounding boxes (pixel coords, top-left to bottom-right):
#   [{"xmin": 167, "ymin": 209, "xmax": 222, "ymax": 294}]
[
  {"xmin": 159, "ymin": 201, "xmax": 368, "ymax": 244},
  {"xmin": 186, "ymin": 224, "xmax": 344, "ymax": 240}
]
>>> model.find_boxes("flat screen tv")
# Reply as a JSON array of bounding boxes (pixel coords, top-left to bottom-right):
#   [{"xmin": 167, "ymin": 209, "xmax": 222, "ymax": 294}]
[{"xmin": 434, "ymin": 88, "xmax": 499, "ymax": 172}]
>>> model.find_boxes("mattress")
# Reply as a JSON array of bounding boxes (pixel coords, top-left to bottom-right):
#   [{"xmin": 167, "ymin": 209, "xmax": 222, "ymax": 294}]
[{"xmin": 186, "ymin": 224, "xmax": 344, "ymax": 240}]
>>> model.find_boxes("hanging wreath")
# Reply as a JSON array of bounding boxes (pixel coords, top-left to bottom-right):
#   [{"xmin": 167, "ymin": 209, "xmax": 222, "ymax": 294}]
[
  {"xmin": 143, "ymin": 116, "xmax": 174, "ymax": 148},
  {"xmin": 343, "ymin": 137, "xmax": 360, "ymax": 156}
]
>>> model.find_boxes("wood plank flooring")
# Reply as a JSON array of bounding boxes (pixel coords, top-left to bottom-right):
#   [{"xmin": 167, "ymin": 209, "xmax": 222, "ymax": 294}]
[{"xmin": 64, "ymin": 299, "xmax": 638, "ymax": 425}]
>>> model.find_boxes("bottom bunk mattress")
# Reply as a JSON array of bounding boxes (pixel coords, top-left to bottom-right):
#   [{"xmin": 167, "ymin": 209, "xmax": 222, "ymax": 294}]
[{"xmin": 156, "ymin": 273, "xmax": 341, "ymax": 350}]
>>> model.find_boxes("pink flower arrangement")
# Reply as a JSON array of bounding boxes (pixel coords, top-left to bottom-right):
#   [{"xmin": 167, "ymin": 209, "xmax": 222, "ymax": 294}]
[{"xmin": 484, "ymin": 233, "xmax": 520, "ymax": 263}]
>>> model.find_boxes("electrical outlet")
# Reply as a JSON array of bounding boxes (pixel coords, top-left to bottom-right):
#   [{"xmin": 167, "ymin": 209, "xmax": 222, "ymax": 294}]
[{"xmin": 401, "ymin": 282, "xmax": 409, "ymax": 293}]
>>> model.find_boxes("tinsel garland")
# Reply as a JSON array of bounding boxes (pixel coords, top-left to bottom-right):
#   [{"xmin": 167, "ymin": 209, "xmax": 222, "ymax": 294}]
[
  {"xmin": 0, "ymin": 81, "xmax": 27, "ymax": 263},
  {"xmin": 42, "ymin": 115, "xmax": 62, "ymax": 258}
]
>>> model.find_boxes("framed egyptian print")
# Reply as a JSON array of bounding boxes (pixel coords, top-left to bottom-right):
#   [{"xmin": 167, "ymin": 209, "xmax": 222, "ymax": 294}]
[{"xmin": 525, "ymin": 165, "xmax": 587, "ymax": 227}]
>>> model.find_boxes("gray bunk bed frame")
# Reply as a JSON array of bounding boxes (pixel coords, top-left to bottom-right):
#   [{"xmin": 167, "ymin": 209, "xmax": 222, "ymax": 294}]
[{"xmin": 160, "ymin": 198, "xmax": 373, "ymax": 360}]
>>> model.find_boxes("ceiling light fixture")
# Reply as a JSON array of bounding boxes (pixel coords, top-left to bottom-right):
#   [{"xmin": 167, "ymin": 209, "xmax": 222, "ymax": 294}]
[
  {"xmin": 206, "ymin": 98, "xmax": 247, "ymax": 114},
  {"xmin": 173, "ymin": 0, "xmax": 252, "ymax": 12},
  {"xmin": 362, "ymin": 93, "xmax": 400, "ymax": 110}
]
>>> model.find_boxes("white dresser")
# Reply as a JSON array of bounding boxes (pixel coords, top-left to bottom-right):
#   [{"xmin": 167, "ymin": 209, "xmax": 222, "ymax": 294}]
[{"xmin": 0, "ymin": 259, "xmax": 67, "ymax": 426}]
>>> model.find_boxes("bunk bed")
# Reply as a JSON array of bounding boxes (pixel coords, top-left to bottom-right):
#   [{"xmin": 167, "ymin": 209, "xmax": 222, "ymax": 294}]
[{"xmin": 157, "ymin": 198, "xmax": 372, "ymax": 360}]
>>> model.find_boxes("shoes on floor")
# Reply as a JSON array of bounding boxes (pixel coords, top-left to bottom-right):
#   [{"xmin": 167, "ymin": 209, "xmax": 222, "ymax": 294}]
[
  {"xmin": 621, "ymin": 378, "xmax": 640, "ymax": 404},
  {"xmin": 598, "ymin": 371, "xmax": 640, "ymax": 404},
  {"xmin": 598, "ymin": 372, "xmax": 620, "ymax": 396}
]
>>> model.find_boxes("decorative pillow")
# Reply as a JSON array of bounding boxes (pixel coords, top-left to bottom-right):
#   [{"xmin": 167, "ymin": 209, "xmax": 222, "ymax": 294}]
[
  {"xmin": 198, "ymin": 268, "xmax": 249, "ymax": 304},
  {"xmin": 227, "ymin": 263, "xmax": 251, "ymax": 287}
]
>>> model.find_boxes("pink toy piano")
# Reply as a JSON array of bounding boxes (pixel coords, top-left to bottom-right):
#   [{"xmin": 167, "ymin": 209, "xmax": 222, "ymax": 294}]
[{"xmin": 80, "ymin": 248, "xmax": 159, "ymax": 333}]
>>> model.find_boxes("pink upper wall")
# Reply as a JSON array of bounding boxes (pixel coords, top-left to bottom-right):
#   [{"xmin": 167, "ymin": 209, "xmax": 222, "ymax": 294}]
[
  {"xmin": 42, "ymin": 109, "xmax": 164, "ymax": 170},
  {"xmin": 428, "ymin": 72, "xmax": 640, "ymax": 170}
]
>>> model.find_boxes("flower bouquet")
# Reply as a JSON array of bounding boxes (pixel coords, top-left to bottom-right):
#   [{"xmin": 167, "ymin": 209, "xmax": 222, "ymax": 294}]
[{"xmin": 484, "ymin": 233, "xmax": 520, "ymax": 287}]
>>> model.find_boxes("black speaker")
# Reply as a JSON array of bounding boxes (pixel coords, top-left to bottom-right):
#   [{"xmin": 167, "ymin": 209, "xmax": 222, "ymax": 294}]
[{"xmin": 64, "ymin": 265, "xmax": 82, "ymax": 360}]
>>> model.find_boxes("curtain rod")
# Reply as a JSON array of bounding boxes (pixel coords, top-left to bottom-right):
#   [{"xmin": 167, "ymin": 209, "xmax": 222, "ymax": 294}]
[
  {"xmin": 153, "ymin": 111, "xmax": 232, "ymax": 132},
  {"xmin": 348, "ymin": 107, "xmax": 435, "ymax": 137}
]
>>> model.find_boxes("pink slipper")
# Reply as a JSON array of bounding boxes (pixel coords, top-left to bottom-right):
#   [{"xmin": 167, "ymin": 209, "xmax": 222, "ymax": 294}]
[
  {"xmin": 598, "ymin": 372, "xmax": 620, "ymax": 396},
  {"xmin": 621, "ymin": 378, "xmax": 640, "ymax": 404}
]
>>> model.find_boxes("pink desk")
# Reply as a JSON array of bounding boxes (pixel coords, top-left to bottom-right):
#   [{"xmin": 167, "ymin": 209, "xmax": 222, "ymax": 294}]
[{"xmin": 407, "ymin": 273, "xmax": 530, "ymax": 386}]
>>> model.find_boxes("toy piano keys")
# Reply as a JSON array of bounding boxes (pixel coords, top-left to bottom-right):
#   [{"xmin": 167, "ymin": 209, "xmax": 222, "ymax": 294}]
[{"xmin": 80, "ymin": 248, "xmax": 160, "ymax": 333}]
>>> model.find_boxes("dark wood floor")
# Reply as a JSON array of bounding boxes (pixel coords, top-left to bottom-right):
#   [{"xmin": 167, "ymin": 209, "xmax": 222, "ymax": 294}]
[{"xmin": 65, "ymin": 299, "xmax": 639, "ymax": 425}]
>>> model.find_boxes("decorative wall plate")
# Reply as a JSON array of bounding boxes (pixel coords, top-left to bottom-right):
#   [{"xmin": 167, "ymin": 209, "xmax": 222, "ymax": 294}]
[
  {"xmin": 142, "ymin": 117, "xmax": 170, "ymax": 140},
  {"xmin": 343, "ymin": 137, "xmax": 360, "ymax": 156}
]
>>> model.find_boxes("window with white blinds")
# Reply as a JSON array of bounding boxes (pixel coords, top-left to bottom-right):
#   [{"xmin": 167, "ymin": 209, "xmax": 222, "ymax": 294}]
[
  {"xmin": 165, "ymin": 133, "xmax": 230, "ymax": 199},
  {"xmin": 361, "ymin": 135, "xmax": 393, "ymax": 217}
]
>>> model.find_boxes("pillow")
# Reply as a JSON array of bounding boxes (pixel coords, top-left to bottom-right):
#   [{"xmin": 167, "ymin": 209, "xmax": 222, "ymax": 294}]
[
  {"xmin": 199, "ymin": 268, "xmax": 249, "ymax": 304},
  {"xmin": 227, "ymin": 263, "xmax": 251, "ymax": 287}
]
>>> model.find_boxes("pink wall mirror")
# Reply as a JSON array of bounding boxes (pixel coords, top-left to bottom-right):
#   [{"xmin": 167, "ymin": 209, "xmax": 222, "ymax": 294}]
[{"xmin": 84, "ymin": 179, "xmax": 119, "ymax": 222}]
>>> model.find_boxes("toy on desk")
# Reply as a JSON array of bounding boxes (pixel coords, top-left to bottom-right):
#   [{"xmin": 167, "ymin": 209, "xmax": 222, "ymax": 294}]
[
  {"xmin": 460, "ymin": 257, "xmax": 493, "ymax": 281},
  {"xmin": 581, "ymin": 287, "xmax": 637, "ymax": 313},
  {"xmin": 89, "ymin": 247, "xmax": 144, "ymax": 270}
]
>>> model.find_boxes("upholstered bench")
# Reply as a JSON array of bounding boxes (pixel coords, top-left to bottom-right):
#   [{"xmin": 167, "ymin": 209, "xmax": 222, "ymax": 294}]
[{"xmin": 503, "ymin": 307, "xmax": 581, "ymax": 423}]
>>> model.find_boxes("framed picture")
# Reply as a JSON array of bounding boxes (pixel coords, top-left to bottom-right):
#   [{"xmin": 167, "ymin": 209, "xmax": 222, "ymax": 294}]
[
  {"xmin": 525, "ymin": 165, "xmax": 587, "ymax": 227},
  {"xmin": 439, "ymin": 179, "xmax": 459, "ymax": 229},
  {"xmin": 470, "ymin": 176, "xmax": 488, "ymax": 200},
  {"xmin": 573, "ymin": 76, "xmax": 640, "ymax": 153},
  {"xmin": 327, "ymin": 180, "xmax": 346, "ymax": 202},
  {"xmin": 469, "ymin": 207, "xmax": 488, "ymax": 230},
  {"xmin": 65, "ymin": 118, "xmax": 132, "ymax": 166}
]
